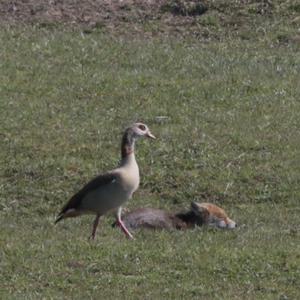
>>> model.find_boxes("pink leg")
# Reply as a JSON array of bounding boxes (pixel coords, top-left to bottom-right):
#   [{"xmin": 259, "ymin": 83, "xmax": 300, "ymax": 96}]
[
  {"xmin": 116, "ymin": 207, "xmax": 134, "ymax": 239},
  {"xmin": 90, "ymin": 214, "xmax": 101, "ymax": 240},
  {"xmin": 116, "ymin": 219, "xmax": 134, "ymax": 239}
]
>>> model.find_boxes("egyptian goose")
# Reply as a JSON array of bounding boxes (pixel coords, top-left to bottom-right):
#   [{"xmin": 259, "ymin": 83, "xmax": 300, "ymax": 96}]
[
  {"xmin": 55, "ymin": 122, "xmax": 156, "ymax": 239},
  {"xmin": 114, "ymin": 202, "xmax": 236, "ymax": 231}
]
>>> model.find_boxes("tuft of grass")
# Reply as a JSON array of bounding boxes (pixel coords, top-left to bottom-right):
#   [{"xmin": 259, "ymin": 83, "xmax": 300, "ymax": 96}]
[
  {"xmin": 0, "ymin": 22, "xmax": 300, "ymax": 299},
  {"xmin": 161, "ymin": 0, "xmax": 208, "ymax": 16}
]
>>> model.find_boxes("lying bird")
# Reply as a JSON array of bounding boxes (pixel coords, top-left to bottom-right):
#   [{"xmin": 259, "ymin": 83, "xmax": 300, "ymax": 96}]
[
  {"xmin": 114, "ymin": 202, "xmax": 237, "ymax": 231},
  {"xmin": 55, "ymin": 122, "xmax": 156, "ymax": 240}
]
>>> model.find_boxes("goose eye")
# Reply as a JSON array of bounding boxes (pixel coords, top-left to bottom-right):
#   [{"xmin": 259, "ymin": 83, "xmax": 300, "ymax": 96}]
[{"xmin": 138, "ymin": 124, "xmax": 146, "ymax": 131}]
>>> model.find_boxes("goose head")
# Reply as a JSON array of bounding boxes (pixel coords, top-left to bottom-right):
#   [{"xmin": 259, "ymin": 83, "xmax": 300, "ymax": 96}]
[{"xmin": 130, "ymin": 122, "xmax": 156, "ymax": 140}]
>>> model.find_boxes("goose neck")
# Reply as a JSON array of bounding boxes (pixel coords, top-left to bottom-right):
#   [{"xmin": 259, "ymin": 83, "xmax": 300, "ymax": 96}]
[{"xmin": 121, "ymin": 128, "xmax": 136, "ymax": 160}]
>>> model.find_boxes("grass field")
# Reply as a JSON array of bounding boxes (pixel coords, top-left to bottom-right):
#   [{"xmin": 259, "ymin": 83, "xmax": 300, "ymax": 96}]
[{"xmin": 1, "ymin": 10, "xmax": 300, "ymax": 299}]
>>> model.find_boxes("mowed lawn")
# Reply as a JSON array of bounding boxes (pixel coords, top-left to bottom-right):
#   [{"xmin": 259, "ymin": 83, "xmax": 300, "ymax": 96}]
[{"xmin": 0, "ymin": 26, "xmax": 299, "ymax": 299}]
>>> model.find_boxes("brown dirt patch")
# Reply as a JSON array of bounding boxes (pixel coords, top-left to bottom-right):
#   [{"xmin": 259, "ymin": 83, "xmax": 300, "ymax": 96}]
[
  {"xmin": 0, "ymin": 1, "xmax": 205, "ymax": 26},
  {"xmin": 0, "ymin": 0, "xmax": 297, "ymax": 40}
]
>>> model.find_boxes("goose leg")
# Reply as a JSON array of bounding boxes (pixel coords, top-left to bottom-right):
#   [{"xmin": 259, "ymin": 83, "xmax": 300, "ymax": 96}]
[
  {"xmin": 90, "ymin": 214, "xmax": 101, "ymax": 240},
  {"xmin": 116, "ymin": 207, "xmax": 134, "ymax": 239}
]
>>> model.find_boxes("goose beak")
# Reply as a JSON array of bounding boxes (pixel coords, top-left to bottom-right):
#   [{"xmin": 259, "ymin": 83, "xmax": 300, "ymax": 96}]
[{"xmin": 146, "ymin": 132, "xmax": 156, "ymax": 139}]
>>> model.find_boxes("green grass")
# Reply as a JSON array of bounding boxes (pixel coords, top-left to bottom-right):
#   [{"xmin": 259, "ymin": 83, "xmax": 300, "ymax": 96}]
[{"xmin": 0, "ymin": 24, "xmax": 300, "ymax": 299}]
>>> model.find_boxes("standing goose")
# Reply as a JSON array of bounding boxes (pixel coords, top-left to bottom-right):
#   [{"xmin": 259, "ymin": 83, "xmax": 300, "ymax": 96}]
[{"xmin": 55, "ymin": 123, "xmax": 155, "ymax": 240}]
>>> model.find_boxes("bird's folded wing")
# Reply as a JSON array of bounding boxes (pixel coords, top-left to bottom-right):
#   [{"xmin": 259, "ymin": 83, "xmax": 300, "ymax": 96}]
[{"xmin": 58, "ymin": 172, "xmax": 118, "ymax": 216}]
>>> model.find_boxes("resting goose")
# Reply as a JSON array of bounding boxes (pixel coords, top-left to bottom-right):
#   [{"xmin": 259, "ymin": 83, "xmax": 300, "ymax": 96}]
[{"xmin": 55, "ymin": 122, "xmax": 156, "ymax": 240}]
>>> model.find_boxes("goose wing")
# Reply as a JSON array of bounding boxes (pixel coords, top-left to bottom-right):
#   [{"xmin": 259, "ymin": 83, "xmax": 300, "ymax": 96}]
[{"xmin": 55, "ymin": 172, "xmax": 118, "ymax": 222}]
